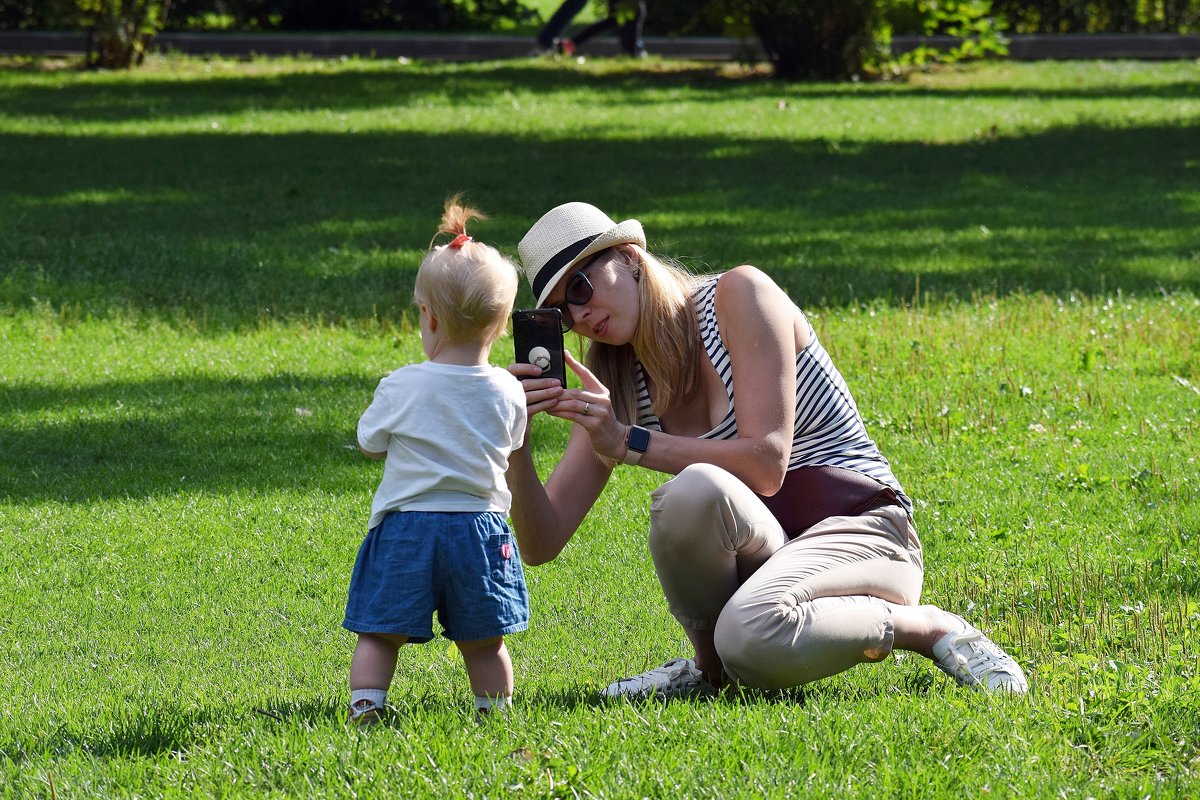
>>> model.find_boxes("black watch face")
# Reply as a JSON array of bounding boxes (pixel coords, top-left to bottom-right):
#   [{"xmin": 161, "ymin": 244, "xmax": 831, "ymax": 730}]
[{"xmin": 628, "ymin": 425, "xmax": 651, "ymax": 453}]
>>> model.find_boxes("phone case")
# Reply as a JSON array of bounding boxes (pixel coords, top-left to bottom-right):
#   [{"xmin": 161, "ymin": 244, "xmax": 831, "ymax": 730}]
[{"xmin": 512, "ymin": 308, "xmax": 566, "ymax": 387}]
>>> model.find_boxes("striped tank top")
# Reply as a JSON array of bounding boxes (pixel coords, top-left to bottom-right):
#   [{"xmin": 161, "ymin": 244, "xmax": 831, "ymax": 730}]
[{"xmin": 633, "ymin": 275, "xmax": 912, "ymax": 513}]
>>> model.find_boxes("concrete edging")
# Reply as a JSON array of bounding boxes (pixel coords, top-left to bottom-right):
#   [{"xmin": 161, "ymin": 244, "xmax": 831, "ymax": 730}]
[{"xmin": 2, "ymin": 30, "xmax": 1199, "ymax": 62}]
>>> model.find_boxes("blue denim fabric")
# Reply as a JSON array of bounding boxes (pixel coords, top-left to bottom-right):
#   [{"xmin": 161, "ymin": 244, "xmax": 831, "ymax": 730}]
[{"xmin": 343, "ymin": 510, "xmax": 530, "ymax": 643}]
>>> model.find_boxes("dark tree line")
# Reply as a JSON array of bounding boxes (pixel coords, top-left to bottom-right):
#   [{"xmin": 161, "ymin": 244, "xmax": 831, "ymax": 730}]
[{"xmin": 4, "ymin": 0, "xmax": 1197, "ymax": 77}]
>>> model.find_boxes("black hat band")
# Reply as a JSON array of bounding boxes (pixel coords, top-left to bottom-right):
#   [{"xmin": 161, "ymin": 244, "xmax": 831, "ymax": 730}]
[{"xmin": 532, "ymin": 233, "xmax": 600, "ymax": 303}]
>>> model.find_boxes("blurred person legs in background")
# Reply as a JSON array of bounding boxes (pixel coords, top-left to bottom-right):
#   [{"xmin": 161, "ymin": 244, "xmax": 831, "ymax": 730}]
[
  {"xmin": 566, "ymin": 0, "xmax": 647, "ymax": 57},
  {"xmin": 533, "ymin": 0, "xmax": 647, "ymax": 57},
  {"xmin": 531, "ymin": 0, "xmax": 589, "ymax": 55}
]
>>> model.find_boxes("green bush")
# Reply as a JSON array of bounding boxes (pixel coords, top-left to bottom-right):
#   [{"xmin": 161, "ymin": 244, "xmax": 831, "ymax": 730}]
[
  {"xmin": 992, "ymin": 0, "xmax": 1200, "ymax": 33},
  {"xmin": 646, "ymin": 0, "xmax": 1006, "ymax": 79},
  {"xmin": 165, "ymin": 0, "xmax": 539, "ymax": 31},
  {"xmin": 0, "ymin": 0, "xmax": 78, "ymax": 28},
  {"xmin": 895, "ymin": 0, "xmax": 1010, "ymax": 68}
]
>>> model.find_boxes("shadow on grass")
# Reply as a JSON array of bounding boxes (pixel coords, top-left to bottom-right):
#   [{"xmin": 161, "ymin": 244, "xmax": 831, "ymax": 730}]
[
  {"xmin": 19, "ymin": 699, "xmax": 344, "ymax": 762},
  {"xmin": 6, "ymin": 673, "xmax": 1007, "ymax": 765},
  {"xmin": 0, "ymin": 373, "xmax": 366, "ymax": 502},
  {"xmin": 252, "ymin": 697, "xmax": 347, "ymax": 726},
  {"xmin": 39, "ymin": 705, "xmax": 217, "ymax": 759},
  {"xmin": 2, "ymin": 118, "xmax": 1196, "ymax": 326},
  {"xmin": 2, "ymin": 63, "xmax": 1200, "ymax": 123},
  {"xmin": 0, "ymin": 373, "xmax": 568, "ymax": 503},
  {"xmin": 512, "ymin": 677, "xmax": 939, "ymax": 710}
]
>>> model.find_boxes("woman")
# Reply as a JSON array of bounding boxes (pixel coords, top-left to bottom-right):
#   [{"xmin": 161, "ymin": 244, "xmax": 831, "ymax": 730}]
[{"xmin": 507, "ymin": 202, "xmax": 1027, "ymax": 699}]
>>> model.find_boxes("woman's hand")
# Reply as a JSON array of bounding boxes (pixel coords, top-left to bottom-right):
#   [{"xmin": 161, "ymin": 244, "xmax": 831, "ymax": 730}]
[
  {"xmin": 508, "ymin": 361, "xmax": 566, "ymax": 421},
  {"xmin": 546, "ymin": 351, "xmax": 629, "ymax": 462}
]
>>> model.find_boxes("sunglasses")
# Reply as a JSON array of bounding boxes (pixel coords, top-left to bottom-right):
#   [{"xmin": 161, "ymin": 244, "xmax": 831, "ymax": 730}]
[{"xmin": 549, "ymin": 255, "xmax": 601, "ymax": 332}]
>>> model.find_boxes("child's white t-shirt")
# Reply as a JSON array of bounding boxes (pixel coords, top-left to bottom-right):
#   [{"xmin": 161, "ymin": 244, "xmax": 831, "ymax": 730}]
[{"xmin": 357, "ymin": 361, "xmax": 528, "ymax": 530}]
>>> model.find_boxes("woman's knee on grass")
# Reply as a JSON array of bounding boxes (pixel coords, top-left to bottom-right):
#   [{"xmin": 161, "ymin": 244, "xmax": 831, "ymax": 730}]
[
  {"xmin": 712, "ymin": 601, "xmax": 821, "ymax": 690},
  {"xmin": 714, "ymin": 605, "xmax": 778, "ymax": 689}
]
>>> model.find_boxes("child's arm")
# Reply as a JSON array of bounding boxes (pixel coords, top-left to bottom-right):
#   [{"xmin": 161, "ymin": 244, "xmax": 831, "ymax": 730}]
[{"xmin": 358, "ymin": 372, "xmax": 400, "ymax": 461}]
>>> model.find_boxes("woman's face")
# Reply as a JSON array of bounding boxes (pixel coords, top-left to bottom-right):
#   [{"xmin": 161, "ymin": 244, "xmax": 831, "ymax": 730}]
[{"xmin": 544, "ymin": 246, "xmax": 640, "ymax": 345}]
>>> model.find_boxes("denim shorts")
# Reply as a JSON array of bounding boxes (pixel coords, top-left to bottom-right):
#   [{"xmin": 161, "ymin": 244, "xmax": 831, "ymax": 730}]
[{"xmin": 343, "ymin": 510, "xmax": 529, "ymax": 643}]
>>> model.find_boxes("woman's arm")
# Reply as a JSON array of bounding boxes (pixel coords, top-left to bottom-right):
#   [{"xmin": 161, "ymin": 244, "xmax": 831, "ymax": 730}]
[
  {"xmin": 703, "ymin": 265, "xmax": 802, "ymax": 494},
  {"xmin": 506, "ymin": 362, "xmax": 613, "ymax": 565},
  {"xmin": 507, "ymin": 424, "xmax": 612, "ymax": 565}
]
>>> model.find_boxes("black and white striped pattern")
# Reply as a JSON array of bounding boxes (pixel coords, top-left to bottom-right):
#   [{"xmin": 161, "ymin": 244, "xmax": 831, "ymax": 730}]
[{"xmin": 634, "ymin": 275, "xmax": 911, "ymax": 512}]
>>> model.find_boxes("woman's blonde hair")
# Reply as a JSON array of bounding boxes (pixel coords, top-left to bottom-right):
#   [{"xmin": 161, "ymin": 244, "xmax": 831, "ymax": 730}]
[
  {"xmin": 584, "ymin": 244, "xmax": 709, "ymax": 425},
  {"xmin": 415, "ymin": 195, "xmax": 518, "ymax": 346}
]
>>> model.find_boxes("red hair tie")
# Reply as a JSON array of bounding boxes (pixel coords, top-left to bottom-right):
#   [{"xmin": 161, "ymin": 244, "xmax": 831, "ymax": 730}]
[{"xmin": 448, "ymin": 233, "xmax": 472, "ymax": 249}]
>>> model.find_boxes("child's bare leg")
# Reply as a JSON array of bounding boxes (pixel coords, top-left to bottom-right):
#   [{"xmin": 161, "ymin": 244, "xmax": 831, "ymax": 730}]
[
  {"xmin": 351, "ymin": 632, "xmax": 407, "ymax": 688},
  {"xmin": 348, "ymin": 632, "xmax": 407, "ymax": 723},
  {"xmin": 455, "ymin": 636, "xmax": 512, "ymax": 714}
]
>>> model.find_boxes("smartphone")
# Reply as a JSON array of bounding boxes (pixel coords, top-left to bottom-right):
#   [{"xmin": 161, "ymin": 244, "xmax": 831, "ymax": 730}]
[{"xmin": 512, "ymin": 308, "xmax": 566, "ymax": 387}]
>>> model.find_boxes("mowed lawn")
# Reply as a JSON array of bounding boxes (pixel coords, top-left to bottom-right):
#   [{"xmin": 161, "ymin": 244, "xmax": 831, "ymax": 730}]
[{"xmin": 1, "ymin": 55, "xmax": 1198, "ymax": 797}]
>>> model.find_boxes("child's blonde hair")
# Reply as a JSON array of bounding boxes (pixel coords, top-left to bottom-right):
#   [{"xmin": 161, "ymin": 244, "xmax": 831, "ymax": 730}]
[{"xmin": 415, "ymin": 195, "xmax": 518, "ymax": 346}]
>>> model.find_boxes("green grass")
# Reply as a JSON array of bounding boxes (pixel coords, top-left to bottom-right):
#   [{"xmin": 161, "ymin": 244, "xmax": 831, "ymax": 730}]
[{"xmin": 1, "ymin": 55, "xmax": 1199, "ymax": 798}]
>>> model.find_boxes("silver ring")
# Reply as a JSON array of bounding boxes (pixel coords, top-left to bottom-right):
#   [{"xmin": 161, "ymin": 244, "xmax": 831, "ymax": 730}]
[{"xmin": 582, "ymin": 402, "xmax": 591, "ymax": 416}]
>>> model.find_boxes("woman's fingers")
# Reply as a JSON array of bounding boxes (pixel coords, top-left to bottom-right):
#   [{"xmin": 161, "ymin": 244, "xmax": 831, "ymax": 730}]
[
  {"xmin": 559, "ymin": 351, "xmax": 615, "ymax": 423},
  {"xmin": 525, "ymin": 382, "xmax": 564, "ymax": 410},
  {"xmin": 547, "ymin": 395, "xmax": 597, "ymax": 420},
  {"xmin": 518, "ymin": 353, "xmax": 614, "ymax": 445},
  {"xmin": 563, "ymin": 350, "xmax": 605, "ymax": 392},
  {"xmin": 508, "ymin": 362, "xmax": 545, "ymax": 381},
  {"xmin": 509, "ymin": 363, "xmax": 564, "ymax": 416}
]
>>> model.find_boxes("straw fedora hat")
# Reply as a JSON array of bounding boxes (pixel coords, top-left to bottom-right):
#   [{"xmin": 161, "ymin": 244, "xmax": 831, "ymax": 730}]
[{"xmin": 519, "ymin": 202, "xmax": 646, "ymax": 308}]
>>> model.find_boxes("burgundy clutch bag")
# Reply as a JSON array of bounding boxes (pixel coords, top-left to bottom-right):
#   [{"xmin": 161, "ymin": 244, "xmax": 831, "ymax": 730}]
[{"xmin": 757, "ymin": 466, "xmax": 901, "ymax": 539}]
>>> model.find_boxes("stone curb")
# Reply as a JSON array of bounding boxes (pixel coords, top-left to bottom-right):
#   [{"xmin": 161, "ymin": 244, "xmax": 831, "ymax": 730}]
[{"xmin": 2, "ymin": 30, "xmax": 1199, "ymax": 62}]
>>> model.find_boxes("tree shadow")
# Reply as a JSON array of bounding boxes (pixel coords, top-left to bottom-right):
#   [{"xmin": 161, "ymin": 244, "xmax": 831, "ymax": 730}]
[
  {"xmin": 3, "ymin": 117, "xmax": 1195, "ymax": 326},
  {"xmin": 1, "ymin": 63, "xmax": 1198, "ymax": 124},
  {"xmin": 0, "ymin": 372, "xmax": 572, "ymax": 503},
  {"xmin": 0, "ymin": 373, "xmax": 361, "ymax": 502}
]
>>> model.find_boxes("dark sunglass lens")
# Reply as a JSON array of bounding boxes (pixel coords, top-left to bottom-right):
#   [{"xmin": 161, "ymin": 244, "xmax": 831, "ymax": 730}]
[
  {"xmin": 559, "ymin": 307, "xmax": 574, "ymax": 332},
  {"xmin": 565, "ymin": 271, "xmax": 593, "ymax": 306}
]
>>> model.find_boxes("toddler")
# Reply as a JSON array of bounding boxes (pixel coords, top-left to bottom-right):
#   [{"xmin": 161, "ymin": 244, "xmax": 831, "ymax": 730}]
[{"xmin": 343, "ymin": 198, "xmax": 529, "ymax": 724}]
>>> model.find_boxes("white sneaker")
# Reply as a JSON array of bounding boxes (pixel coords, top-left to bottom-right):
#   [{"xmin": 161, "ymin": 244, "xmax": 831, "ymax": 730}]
[
  {"xmin": 600, "ymin": 658, "xmax": 715, "ymax": 701},
  {"xmin": 932, "ymin": 625, "xmax": 1029, "ymax": 694}
]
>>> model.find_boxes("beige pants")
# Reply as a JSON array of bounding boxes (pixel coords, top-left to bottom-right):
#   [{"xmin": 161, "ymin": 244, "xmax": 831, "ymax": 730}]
[{"xmin": 649, "ymin": 463, "xmax": 924, "ymax": 689}]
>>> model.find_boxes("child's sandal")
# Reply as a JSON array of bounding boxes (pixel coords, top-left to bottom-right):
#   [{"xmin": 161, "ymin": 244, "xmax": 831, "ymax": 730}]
[{"xmin": 348, "ymin": 698, "xmax": 383, "ymax": 726}]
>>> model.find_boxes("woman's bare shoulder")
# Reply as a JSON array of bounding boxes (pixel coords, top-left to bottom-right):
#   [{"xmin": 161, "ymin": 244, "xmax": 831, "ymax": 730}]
[{"xmin": 714, "ymin": 264, "xmax": 792, "ymax": 308}]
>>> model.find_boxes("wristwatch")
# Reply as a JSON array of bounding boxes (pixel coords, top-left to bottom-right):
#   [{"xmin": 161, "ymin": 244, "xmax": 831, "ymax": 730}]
[{"xmin": 623, "ymin": 425, "xmax": 650, "ymax": 466}]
